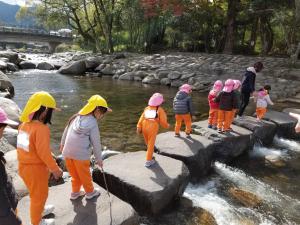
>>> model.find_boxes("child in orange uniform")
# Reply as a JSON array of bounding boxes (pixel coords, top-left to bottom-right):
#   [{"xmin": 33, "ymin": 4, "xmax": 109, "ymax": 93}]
[
  {"xmin": 255, "ymin": 85, "xmax": 274, "ymax": 121},
  {"xmin": 61, "ymin": 95, "xmax": 111, "ymax": 200},
  {"xmin": 137, "ymin": 93, "xmax": 169, "ymax": 167},
  {"xmin": 0, "ymin": 107, "xmax": 22, "ymax": 225},
  {"xmin": 208, "ymin": 80, "xmax": 223, "ymax": 129},
  {"xmin": 215, "ymin": 79, "xmax": 237, "ymax": 133},
  {"xmin": 230, "ymin": 80, "xmax": 241, "ymax": 126},
  {"xmin": 173, "ymin": 84, "xmax": 196, "ymax": 137},
  {"xmin": 17, "ymin": 92, "xmax": 63, "ymax": 225}
]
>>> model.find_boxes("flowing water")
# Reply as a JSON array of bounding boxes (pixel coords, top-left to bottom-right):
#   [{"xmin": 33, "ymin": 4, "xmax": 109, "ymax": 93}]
[{"xmin": 9, "ymin": 67, "xmax": 300, "ymax": 225}]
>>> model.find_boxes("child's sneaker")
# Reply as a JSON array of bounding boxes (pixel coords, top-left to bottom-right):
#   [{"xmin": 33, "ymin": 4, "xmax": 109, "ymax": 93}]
[
  {"xmin": 42, "ymin": 205, "xmax": 55, "ymax": 217},
  {"xmin": 218, "ymin": 129, "xmax": 223, "ymax": 133},
  {"xmin": 145, "ymin": 159, "xmax": 156, "ymax": 167},
  {"xmin": 186, "ymin": 133, "xmax": 192, "ymax": 138},
  {"xmin": 38, "ymin": 218, "xmax": 55, "ymax": 225},
  {"xmin": 174, "ymin": 133, "xmax": 181, "ymax": 137},
  {"xmin": 86, "ymin": 188, "xmax": 101, "ymax": 200},
  {"xmin": 208, "ymin": 125, "xmax": 213, "ymax": 128},
  {"xmin": 70, "ymin": 191, "xmax": 86, "ymax": 200}
]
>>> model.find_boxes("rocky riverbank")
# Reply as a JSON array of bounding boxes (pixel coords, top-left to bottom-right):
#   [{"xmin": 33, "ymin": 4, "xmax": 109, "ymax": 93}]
[{"xmin": 1, "ymin": 50, "xmax": 300, "ymax": 102}]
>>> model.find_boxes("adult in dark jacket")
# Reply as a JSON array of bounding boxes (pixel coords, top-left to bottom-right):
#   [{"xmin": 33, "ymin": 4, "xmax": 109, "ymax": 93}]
[
  {"xmin": 173, "ymin": 84, "xmax": 196, "ymax": 137},
  {"xmin": 238, "ymin": 62, "xmax": 264, "ymax": 117},
  {"xmin": 0, "ymin": 107, "xmax": 21, "ymax": 225}
]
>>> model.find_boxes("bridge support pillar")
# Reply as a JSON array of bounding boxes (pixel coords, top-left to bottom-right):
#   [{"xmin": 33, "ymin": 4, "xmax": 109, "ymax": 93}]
[{"xmin": 48, "ymin": 42, "xmax": 60, "ymax": 53}]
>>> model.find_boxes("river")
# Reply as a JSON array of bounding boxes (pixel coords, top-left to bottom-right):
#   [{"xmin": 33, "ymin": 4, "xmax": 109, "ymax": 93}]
[{"xmin": 9, "ymin": 69, "xmax": 300, "ymax": 225}]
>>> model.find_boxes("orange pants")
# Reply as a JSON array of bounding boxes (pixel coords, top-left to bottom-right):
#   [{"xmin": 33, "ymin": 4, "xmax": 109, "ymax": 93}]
[
  {"xmin": 65, "ymin": 159, "xmax": 94, "ymax": 193},
  {"xmin": 256, "ymin": 107, "xmax": 267, "ymax": 119},
  {"xmin": 208, "ymin": 109, "xmax": 218, "ymax": 126},
  {"xmin": 19, "ymin": 164, "xmax": 49, "ymax": 225},
  {"xmin": 217, "ymin": 110, "xmax": 232, "ymax": 131},
  {"xmin": 175, "ymin": 114, "xmax": 192, "ymax": 134},
  {"xmin": 142, "ymin": 120, "xmax": 159, "ymax": 161},
  {"xmin": 230, "ymin": 109, "xmax": 238, "ymax": 125}
]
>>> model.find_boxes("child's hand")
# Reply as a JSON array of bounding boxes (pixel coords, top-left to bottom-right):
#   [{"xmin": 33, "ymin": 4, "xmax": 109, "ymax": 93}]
[
  {"xmin": 289, "ymin": 112, "xmax": 300, "ymax": 133},
  {"xmin": 97, "ymin": 160, "xmax": 103, "ymax": 169},
  {"xmin": 192, "ymin": 116, "xmax": 197, "ymax": 121},
  {"xmin": 136, "ymin": 127, "xmax": 142, "ymax": 134},
  {"xmin": 59, "ymin": 145, "xmax": 64, "ymax": 152},
  {"xmin": 52, "ymin": 168, "xmax": 63, "ymax": 180}
]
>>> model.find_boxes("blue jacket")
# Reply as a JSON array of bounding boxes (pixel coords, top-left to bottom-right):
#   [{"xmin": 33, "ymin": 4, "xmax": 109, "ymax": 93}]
[
  {"xmin": 241, "ymin": 67, "xmax": 256, "ymax": 93},
  {"xmin": 173, "ymin": 91, "xmax": 194, "ymax": 115}
]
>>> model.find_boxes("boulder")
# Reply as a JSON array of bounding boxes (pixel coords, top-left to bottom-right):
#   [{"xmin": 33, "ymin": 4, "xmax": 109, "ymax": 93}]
[
  {"xmin": 180, "ymin": 73, "xmax": 195, "ymax": 80},
  {"xmin": 142, "ymin": 75, "xmax": 160, "ymax": 84},
  {"xmin": 0, "ymin": 72, "xmax": 14, "ymax": 97},
  {"xmin": 58, "ymin": 60, "xmax": 86, "ymax": 75},
  {"xmin": 168, "ymin": 71, "xmax": 181, "ymax": 80},
  {"xmin": 156, "ymin": 70, "xmax": 169, "ymax": 79},
  {"xmin": 171, "ymin": 80, "xmax": 184, "ymax": 87},
  {"xmin": 160, "ymin": 78, "xmax": 171, "ymax": 86},
  {"xmin": 95, "ymin": 64, "xmax": 106, "ymax": 72},
  {"xmin": 134, "ymin": 71, "xmax": 149, "ymax": 78},
  {"xmin": 4, "ymin": 150, "xmax": 29, "ymax": 199},
  {"xmin": 155, "ymin": 132, "xmax": 216, "ymax": 181},
  {"xmin": 233, "ymin": 116, "xmax": 276, "ymax": 145},
  {"xmin": 18, "ymin": 181, "xmax": 138, "ymax": 225},
  {"xmin": 19, "ymin": 61, "xmax": 36, "ymax": 69},
  {"xmin": 192, "ymin": 120, "xmax": 253, "ymax": 162},
  {"xmin": 0, "ymin": 60, "xmax": 7, "ymax": 70},
  {"xmin": 114, "ymin": 53, "xmax": 126, "ymax": 59},
  {"xmin": 6, "ymin": 62, "xmax": 18, "ymax": 72},
  {"xmin": 85, "ymin": 57, "xmax": 102, "ymax": 70},
  {"xmin": 0, "ymin": 97, "xmax": 21, "ymax": 122},
  {"xmin": 0, "ymin": 51, "xmax": 19, "ymax": 64},
  {"xmin": 101, "ymin": 65, "xmax": 115, "ymax": 75},
  {"xmin": 37, "ymin": 62, "xmax": 55, "ymax": 70},
  {"xmin": 93, "ymin": 151, "xmax": 189, "ymax": 215},
  {"xmin": 119, "ymin": 72, "xmax": 135, "ymax": 81},
  {"xmin": 263, "ymin": 110, "xmax": 299, "ymax": 139},
  {"xmin": 3, "ymin": 127, "xmax": 18, "ymax": 147}
]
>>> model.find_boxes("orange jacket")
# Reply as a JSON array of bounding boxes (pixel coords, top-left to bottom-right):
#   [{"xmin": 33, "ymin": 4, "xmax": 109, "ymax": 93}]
[
  {"xmin": 137, "ymin": 106, "xmax": 169, "ymax": 129},
  {"xmin": 17, "ymin": 121, "xmax": 59, "ymax": 172}
]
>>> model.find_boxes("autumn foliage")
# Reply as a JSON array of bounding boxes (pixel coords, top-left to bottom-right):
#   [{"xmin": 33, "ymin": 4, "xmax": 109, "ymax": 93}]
[{"xmin": 140, "ymin": 0, "xmax": 184, "ymax": 18}]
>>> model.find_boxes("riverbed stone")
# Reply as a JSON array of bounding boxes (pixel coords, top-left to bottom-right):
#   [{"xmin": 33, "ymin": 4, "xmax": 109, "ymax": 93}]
[
  {"xmin": 119, "ymin": 72, "xmax": 135, "ymax": 81},
  {"xmin": 233, "ymin": 116, "xmax": 276, "ymax": 145},
  {"xmin": 168, "ymin": 71, "xmax": 181, "ymax": 80},
  {"xmin": 93, "ymin": 151, "xmax": 189, "ymax": 215},
  {"xmin": 0, "ymin": 60, "xmax": 7, "ymax": 70},
  {"xmin": 37, "ymin": 62, "xmax": 55, "ymax": 70},
  {"xmin": 142, "ymin": 75, "xmax": 160, "ymax": 84},
  {"xmin": 85, "ymin": 57, "xmax": 102, "ymax": 70},
  {"xmin": 58, "ymin": 60, "xmax": 86, "ymax": 75},
  {"xmin": 0, "ymin": 137, "xmax": 15, "ymax": 154},
  {"xmin": 228, "ymin": 187, "xmax": 263, "ymax": 208},
  {"xmin": 19, "ymin": 61, "xmax": 36, "ymax": 69},
  {"xmin": 4, "ymin": 150, "xmax": 29, "ymax": 199},
  {"xmin": 3, "ymin": 127, "xmax": 18, "ymax": 147},
  {"xmin": 155, "ymin": 131, "xmax": 216, "ymax": 181},
  {"xmin": 0, "ymin": 51, "xmax": 19, "ymax": 64},
  {"xmin": 0, "ymin": 97, "xmax": 21, "ymax": 122},
  {"xmin": 18, "ymin": 181, "xmax": 138, "ymax": 225},
  {"xmin": 263, "ymin": 110, "xmax": 299, "ymax": 139},
  {"xmin": 192, "ymin": 120, "xmax": 253, "ymax": 162},
  {"xmin": 0, "ymin": 71, "xmax": 14, "ymax": 97},
  {"xmin": 101, "ymin": 65, "xmax": 115, "ymax": 75},
  {"xmin": 160, "ymin": 77, "xmax": 171, "ymax": 85},
  {"xmin": 6, "ymin": 62, "xmax": 18, "ymax": 72}
]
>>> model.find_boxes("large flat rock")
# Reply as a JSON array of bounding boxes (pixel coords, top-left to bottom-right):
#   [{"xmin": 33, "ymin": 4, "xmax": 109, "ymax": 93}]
[
  {"xmin": 263, "ymin": 110, "xmax": 299, "ymax": 139},
  {"xmin": 192, "ymin": 120, "xmax": 254, "ymax": 162},
  {"xmin": 93, "ymin": 151, "xmax": 189, "ymax": 215},
  {"xmin": 233, "ymin": 116, "xmax": 277, "ymax": 145},
  {"xmin": 18, "ymin": 182, "xmax": 138, "ymax": 225},
  {"xmin": 155, "ymin": 131, "xmax": 216, "ymax": 181}
]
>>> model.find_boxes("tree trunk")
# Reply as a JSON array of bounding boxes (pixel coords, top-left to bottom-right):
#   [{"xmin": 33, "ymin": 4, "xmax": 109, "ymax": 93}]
[
  {"xmin": 223, "ymin": 0, "xmax": 240, "ymax": 54},
  {"xmin": 260, "ymin": 17, "xmax": 273, "ymax": 55}
]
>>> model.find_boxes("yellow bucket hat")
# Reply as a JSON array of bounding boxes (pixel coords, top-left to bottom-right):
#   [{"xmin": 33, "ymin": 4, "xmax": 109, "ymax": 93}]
[
  {"xmin": 79, "ymin": 95, "xmax": 112, "ymax": 116},
  {"xmin": 20, "ymin": 91, "xmax": 58, "ymax": 122}
]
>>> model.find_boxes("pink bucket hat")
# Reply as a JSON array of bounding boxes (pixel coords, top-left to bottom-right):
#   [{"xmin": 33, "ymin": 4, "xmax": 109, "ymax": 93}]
[
  {"xmin": 180, "ymin": 84, "xmax": 192, "ymax": 93},
  {"xmin": 223, "ymin": 79, "xmax": 235, "ymax": 93},
  {"xmin": 0, "ymin": 108, "xmax": 18, "ymax": 127},
  {"xmin": 213, "ymin": 80, "xmax": 223, "ymax": 92},
  {"xmin": 233, "ymin": 80, "xmax": 241, "ymax": 90},
  {"xmin": 148, "ymin": 93, "xmax": 164, "ymax": 107}
]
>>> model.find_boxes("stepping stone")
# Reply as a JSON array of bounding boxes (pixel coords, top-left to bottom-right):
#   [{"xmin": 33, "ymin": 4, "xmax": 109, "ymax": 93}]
[
  {"xmin": 93, "ymin": 151, "xmax": 189, "ymax": 215},
  {"xmin": 18, "ymin": 182, "xmax": 138, "ymax": 225},
  {"xmin": 233, "ymin": 116, "xmax": 276, "ymax": 145},
  {"xmin": 192, "ymin": 120, "xmax": 254, "ymax": 162},
  {"xmin": 263, "ymin": 110, "xmax": 299, "ymax": 139},
  {"xmin": 155, "ymin": 131, "xmax": 216, "ymax": 181}
]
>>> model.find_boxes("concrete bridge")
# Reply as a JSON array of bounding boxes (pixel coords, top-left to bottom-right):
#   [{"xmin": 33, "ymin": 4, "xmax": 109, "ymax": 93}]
[{"xmin": 0, "ymin": 27, "xmax": 73, "ymax": 53}]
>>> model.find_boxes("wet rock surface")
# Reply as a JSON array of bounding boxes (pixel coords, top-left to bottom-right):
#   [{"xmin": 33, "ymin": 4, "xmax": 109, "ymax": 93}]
[
  {"xmin": 18, "ymin": 182, "xmax": 139, "ymax": 225},
  {"xmin": 93, "ymin": 151, "xmax": 190, "ymax": 215},
  {"xmin": 155, "ymin": 131, "xmax": 215, "ymax": 181},
  {"xmin": 228, "ymin": 187, "xmax": 263, "ymax": 208},
  {"xmin": 0, "ymin": 97, "xmax": 22, "ymax": 122},
  {"xmin": 58, "ymin": 60, "xmax": 86, "ymax": 75}
]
